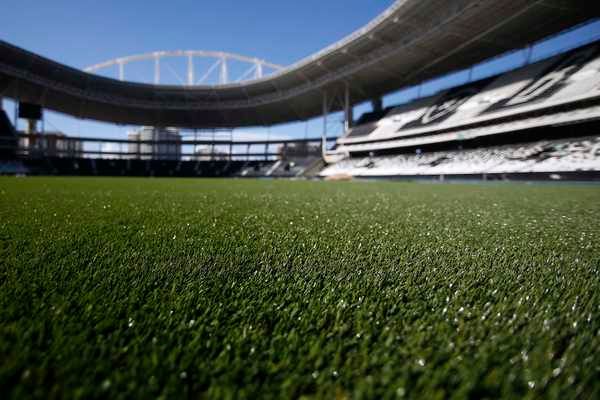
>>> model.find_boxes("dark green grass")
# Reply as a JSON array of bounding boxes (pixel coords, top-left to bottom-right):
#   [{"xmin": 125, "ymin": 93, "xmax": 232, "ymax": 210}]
[{"xmin": 1, "ymin": 177, "xmax": 599, "ymax": 399}]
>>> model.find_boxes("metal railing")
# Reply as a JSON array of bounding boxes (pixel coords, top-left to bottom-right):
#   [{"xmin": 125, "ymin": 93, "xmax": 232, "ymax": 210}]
[{"xmin": 0, "ymin": 133, "xmax": 337, "ymax": 162}]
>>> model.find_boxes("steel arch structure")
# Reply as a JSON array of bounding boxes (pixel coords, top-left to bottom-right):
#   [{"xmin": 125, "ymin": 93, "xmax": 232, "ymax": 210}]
[{"xmin": 84, "ymin": 50, "xmax": 284, "ymax": 85}]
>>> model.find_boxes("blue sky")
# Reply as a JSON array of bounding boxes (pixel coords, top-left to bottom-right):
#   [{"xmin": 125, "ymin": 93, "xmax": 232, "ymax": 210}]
[{"xmin": 1, "ymin": 1, "xmax": 599, "ymax": 142}]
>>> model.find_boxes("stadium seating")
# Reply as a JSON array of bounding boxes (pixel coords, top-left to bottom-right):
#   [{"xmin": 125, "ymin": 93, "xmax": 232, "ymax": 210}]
[
  {"xmin": 19, "ymin": 158, "xmax": 270, "ymax": 177},
  {"xmin": 334, "ymin": 41, "xmax": 600, "ymax": 154},
  {"xmin": 267, "ymin": 156, "xmax": 322, "ymax": 178},
  {"xmin": 0, "ymin": 109, "xmax": 17, "ymax": 159},
  {"xmin": 321, "ymin": 41, "xmax": 600, "ymax": 179},
  {"xmin": 321, "ymin": 136, "xmax": 600, "ymax": 178},
  {"xmin": 0, "ymin": 160, "xmax": 27, "ymax": 175}
]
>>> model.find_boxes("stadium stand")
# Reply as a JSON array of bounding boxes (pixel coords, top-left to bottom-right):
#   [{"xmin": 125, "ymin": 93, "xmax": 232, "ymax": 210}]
[
  {"xmin": 321, "ymin": 136, "xmax": 600, "ymax": 180},
  {"xmin": 0, "ymin": 109, "xmax": 17, "ymax": 159},
  {"xmin": 323, "ymin": 41, "xmax": 600, "ymax": 180},
  {"xmin": 0, "ymin": 110, "xmax": 28, "ymax": 175},
  {"xmin": 20, "ymin": 158, "xmax": 269, "ymax": 178},
  {"xmin": 238, "ymin": 162, "xmax": 276, "ymax": 178},
  {"xmin": 267, "ymin": 156, "xmax": 322, "ymax": 178}
]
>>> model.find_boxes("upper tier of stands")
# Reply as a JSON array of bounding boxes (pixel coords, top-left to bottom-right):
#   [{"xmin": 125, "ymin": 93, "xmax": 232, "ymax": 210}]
[{"xmin": 335, "ymin": 41, "xmax": 600, "ymax": 154}]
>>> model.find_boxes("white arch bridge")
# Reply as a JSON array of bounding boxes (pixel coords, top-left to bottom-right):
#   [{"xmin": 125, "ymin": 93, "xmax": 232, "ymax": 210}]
[{"xmin": 84, "ymin": 50, "xmax": 284, "ymax": 86}]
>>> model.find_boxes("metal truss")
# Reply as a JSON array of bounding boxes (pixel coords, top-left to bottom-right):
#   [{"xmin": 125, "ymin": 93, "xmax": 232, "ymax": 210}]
[{"xmin": 84, "ymin": 50, "xmax": 284, "ymax": 85}]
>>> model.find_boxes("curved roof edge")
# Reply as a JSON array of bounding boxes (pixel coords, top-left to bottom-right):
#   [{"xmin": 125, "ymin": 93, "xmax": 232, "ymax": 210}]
[{"xmin": 0, "ymin": 0, "xmax": 595, "ymax": 128}]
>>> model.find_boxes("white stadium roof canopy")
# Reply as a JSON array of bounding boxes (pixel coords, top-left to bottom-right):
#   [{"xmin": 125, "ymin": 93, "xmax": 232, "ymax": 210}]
[{"xmin": 0, "ymin": 0, "xmax": 596, "ymax": 128}]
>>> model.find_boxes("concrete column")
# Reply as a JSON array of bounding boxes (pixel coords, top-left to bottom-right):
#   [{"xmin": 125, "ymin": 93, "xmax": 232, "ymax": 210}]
[
  {"xmin": 371, "ymin": 98, "xmax": 383, "ymax": 113},
  {"xmin": 344, "ymin": 85, "xmax": 353, "ymax": 132},
  {"xmin": 322, "ymin": 91, "xmax": 328, "ymax": 158},
  {"xmin": 26, "ymin": 119, "xmax": 37, "ymax": 134}
]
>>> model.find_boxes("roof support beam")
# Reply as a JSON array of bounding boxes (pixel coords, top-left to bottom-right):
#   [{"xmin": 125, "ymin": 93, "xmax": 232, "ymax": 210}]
[
  {"xmin": 154, "ymin": 56, "xmax": 160, "ymax": 85},
  {"xmin": 344, "ymin": 83, "xmax": 353, "ymax": 132},
  {"xmin": 322, "ymin": 91, "xmax": 328, "ymax": 159},
  {"xmin": 220, "ymin": 57, "xmax": 228, "ymax": 85},
  {"xmin": 118, "ymin": 61, "xmax": 124, "ymax": 81},
  {"xmin": 187, "ymin": 55, "xmax": 194, "ymax": 86}
]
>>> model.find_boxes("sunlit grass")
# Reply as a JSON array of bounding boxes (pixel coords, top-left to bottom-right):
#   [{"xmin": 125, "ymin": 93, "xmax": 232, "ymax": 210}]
[{"xmin": 0, "ymin": 177, "xmax": 599, "ymax": 399}]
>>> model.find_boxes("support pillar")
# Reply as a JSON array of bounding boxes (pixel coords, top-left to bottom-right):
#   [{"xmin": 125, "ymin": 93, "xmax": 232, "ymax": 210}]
[
  {"xmin": 220, "ymin": 58, "xmax": 228, "ymax": 84},
  {"xmin": 371, "ymin": 97, "xmax": 383, "ymax": 113},
  {"xmin": 26, "ymin": 119, "xmax": 37, "ymax": 155},
  {"xmin": 154, "ymin": 56, "xmax": 160, "ymax": 85},
  {"xmin": 193, "ymin": 129, "xmax": 198, "ymax": 161},
  {"xmin": 26, "ymin": 119, "xmax": 37, "ymax": 134},
  {"xmin": 187, "ymin": 55, "xmax": 194, "ymax": 86},
  {"xmin": 344, "ymin": 84, "xmax": 353, "ymax": 132},
  {"xmin": 256, "ymin": 62, "xmax": 263, "ymax": 79},
  {"xmin": 13, "ymin": 100, "xmax": 18, "ymax": 129},
  {"xmin": 118, "ymin": 62, "xmax": 125, "ymax": 81},
  {"xmin": 211, "ymin": 129, "xmax": 215, "ymax": 161},
  {"xmin": 322, "ymin": 91, "xmax": 328, "ymax": 158}
]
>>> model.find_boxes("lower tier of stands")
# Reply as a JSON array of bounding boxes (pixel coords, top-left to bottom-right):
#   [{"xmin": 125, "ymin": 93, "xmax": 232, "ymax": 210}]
[
  {"xmin": 321, "ymin": 135, "xmax": 600, "ymax": 180},
  {"xmin": 5, "ymin": 158, "xmax": 273, "ymax": 178},
  {"xmin": 1, "ymin": 157, "xmax": 323, "ymax": 178}
]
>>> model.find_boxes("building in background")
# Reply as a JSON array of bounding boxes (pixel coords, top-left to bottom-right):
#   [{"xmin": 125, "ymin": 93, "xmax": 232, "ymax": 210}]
[
  {"xmin": 19, "ymin": 132, "xmax": 83, "ymax": 158},
  {"xmin": 278, "ymin": 142, "xmax": 321, "ymax": 159},
  {"xmin": 194, "ymin": 145, "xmax": 229, "ymax": 161},
  {"xmin": 128, "ymin": 127, "xmax": 181, "ymax": 160}
]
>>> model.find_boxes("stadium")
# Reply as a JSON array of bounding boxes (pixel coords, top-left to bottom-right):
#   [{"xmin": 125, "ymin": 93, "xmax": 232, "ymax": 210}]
[{"xmin": 1, "ymin": 1, "xmax": 599, "ymax": 398}]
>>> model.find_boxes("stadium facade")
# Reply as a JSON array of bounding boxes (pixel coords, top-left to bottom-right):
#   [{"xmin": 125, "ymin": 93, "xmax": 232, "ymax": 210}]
[
  {"xmin": 0, "ymin": 0, "xmax": 599, "ymax": 180},
  {"xmin": 321, "ymin": 41, "xmax": 600, "ymax": 180},
  {"xmin": 0, "ymin": 0, "xmax": 594, "ymax": 128}
]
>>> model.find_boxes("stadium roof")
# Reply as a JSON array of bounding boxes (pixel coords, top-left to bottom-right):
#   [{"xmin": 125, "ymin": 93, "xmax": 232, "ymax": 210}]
[{"xmin": 0, "ymin": 0, "xmax": 595, "ymax": 128}]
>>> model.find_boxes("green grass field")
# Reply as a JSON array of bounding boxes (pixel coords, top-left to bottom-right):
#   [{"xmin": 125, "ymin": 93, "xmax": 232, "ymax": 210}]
[{"xmin": 1, "ymin": 177, "xmax": 599, "ymax": 399}]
